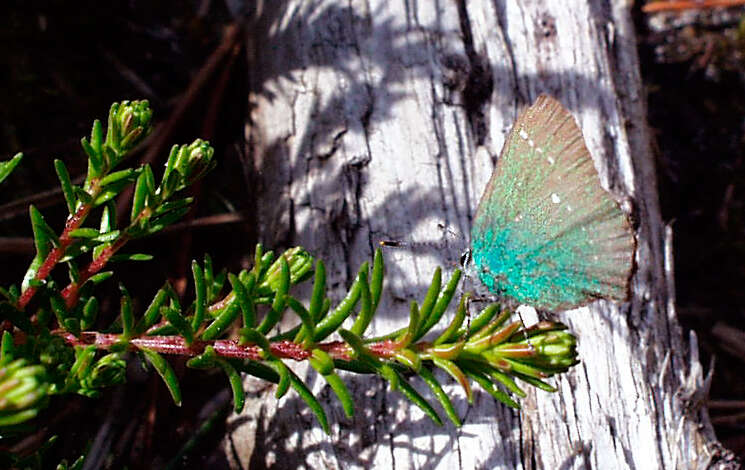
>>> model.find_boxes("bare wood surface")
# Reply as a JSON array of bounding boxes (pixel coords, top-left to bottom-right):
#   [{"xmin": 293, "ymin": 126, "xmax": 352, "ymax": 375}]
[{"xmin": 226, "ymin": 1, "xmax": 735, "ymax": 468}]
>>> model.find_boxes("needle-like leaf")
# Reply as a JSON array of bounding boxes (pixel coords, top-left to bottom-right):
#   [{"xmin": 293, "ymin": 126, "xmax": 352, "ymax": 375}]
[{"xmin": 140, "ymin": 348, "xmax": 182, "ymax": 406}]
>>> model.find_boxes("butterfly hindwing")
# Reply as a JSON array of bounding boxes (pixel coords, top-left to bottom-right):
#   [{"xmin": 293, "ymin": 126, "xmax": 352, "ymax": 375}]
[{"xmin": 471, "ymin": 95, "xmax": 635, "ymax": 311}]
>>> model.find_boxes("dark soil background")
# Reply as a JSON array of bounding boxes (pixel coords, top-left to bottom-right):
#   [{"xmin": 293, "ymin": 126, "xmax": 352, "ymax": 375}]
[
  {"xmin": 0, "ymin": 2, "xmax": 252, "ymax": 468},
  {"xmin": 0, "ymin": 1, "xmax": 743, "ymax": 467},
  {"xmin": 638, "ymin": 4, "xmax": 745, "ymax": 458}
]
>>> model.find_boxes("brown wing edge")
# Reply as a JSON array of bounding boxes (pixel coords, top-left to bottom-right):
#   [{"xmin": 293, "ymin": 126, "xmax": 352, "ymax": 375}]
[
  {"xmin": 475, "ymin": 94, "xmax": 638, "ymax": 309},
  {"xmin": 531, "ymin": 94, "xmax": 638, "ymax": 308},
  {"xmin": 531, "ymin": 94, "xmax": 638, "ymax": 305}
]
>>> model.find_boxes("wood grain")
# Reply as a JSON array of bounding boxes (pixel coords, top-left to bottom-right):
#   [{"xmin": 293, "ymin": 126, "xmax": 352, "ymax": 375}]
[{"xmin": 226, "ymin": 1, "xmax": 733, "ymax": 468}]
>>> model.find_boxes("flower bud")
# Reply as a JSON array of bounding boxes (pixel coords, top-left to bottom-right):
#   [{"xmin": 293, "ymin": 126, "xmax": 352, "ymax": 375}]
[
  {"xmin": 107, "ymin": 100, "xmax": 153, "ymax": 155},
  {"xmin": 0, "ymin": 358, "xmax": 51, "ymax": 426},
  {"xmin": 528, "ymin": 330, "xmax": 578, "ymax": 371},
  {"xmin": 260, "ymin": 247, "xmax": 314, "ymax": 292},
  {"xmin": 174, "ymin": 139, "xmax": 215, "ymax": 183},
  {"xmin": 83, "ymin": 353, "xmax": 126, "ymax": 390}
]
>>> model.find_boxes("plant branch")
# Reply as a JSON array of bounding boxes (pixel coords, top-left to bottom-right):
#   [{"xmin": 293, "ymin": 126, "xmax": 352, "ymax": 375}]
[
  {"xmin": 0, "ymin": 98, "xmax": 583, "ymax": 441},
  {"xmin": 17, "ymin": 203, "xmax": 95, "ymax": 310},
  {"xmin": 52, "ymin": 330, "xmax": 354, "ymax": 362},
  {"xmin": 61, "ymin": 235, "xmax": 130, "ymax": 309}
]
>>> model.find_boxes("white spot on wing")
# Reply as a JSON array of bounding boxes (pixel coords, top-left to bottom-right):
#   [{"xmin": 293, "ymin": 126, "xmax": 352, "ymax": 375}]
[
  {"xmin": 519, "ymin": 129, "xmax": 529, "ymax": 140},
  {"xmin": 551, "ymin": 193, "xmax": 561, "ymax": 204}
]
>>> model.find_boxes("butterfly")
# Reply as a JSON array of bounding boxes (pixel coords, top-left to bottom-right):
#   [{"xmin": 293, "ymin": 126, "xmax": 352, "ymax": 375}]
[{"xmin": 470, "ymin": 95, "xmax": 636, "ymax": 311}]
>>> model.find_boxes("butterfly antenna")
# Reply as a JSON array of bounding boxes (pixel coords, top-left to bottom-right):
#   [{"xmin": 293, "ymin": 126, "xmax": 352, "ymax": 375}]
[
  {"xmin": 514, "ymin": 307, "xmax": 536, "ymax": 352},
  {"xmin": 463, "ymin": 292, "xmax": 475, "ymax": 332},
  {"xmin": 378, "ymin": 238, "xmax": 453, "ymax": 252},
  {"xmin": 379, "ymin": 222, "xmax": 465, "ymax": 251}
]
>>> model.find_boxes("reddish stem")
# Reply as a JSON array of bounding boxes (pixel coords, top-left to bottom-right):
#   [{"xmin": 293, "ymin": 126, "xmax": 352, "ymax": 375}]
[
  {"xmin": 61, "ymin": 235, "xmax": 130, "ymax": 309},
  {"xmin": 642, "ymin": 0, "xmax": 745, "ymax": 12},
  {"xmin": 17, "ymin": 203, "xmax": 93, "ymax": 310},
  {"xmin": 367, "ymin": 340, "xmax": 397, "ymax": 358},
  {"xmin": 52, "ymin": 329, "xmax": 363, "ymax": 362}
]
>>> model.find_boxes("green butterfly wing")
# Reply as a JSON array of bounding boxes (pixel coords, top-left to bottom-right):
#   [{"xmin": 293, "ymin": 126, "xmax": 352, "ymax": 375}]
[{"xmin": 471, "ymin": 95, "xmax": 635, "ymax": 311}]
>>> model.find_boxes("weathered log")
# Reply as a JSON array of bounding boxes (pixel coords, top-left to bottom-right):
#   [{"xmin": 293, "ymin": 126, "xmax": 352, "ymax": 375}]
[{"xmin": 226, "ymin": 1, "xmax": 735, "ymax": 468}]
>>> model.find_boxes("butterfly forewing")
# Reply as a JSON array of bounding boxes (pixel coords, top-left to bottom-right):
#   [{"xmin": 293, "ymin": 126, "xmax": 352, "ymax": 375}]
[{"xmin": 471, "ymin": 95, "xmax": 635, "ymax": 311}]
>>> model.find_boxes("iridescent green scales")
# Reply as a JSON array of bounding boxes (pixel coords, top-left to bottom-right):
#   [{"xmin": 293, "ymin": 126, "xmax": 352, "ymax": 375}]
[{"xmin": 471, "ymin": 95, "xmax": 635, "ymax": 311}]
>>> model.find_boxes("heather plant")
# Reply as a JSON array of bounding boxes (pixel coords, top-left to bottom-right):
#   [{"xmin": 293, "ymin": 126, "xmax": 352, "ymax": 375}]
[{"xmin": 0, "ymin": 101, "xmax": 578, "ymax": 466}]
